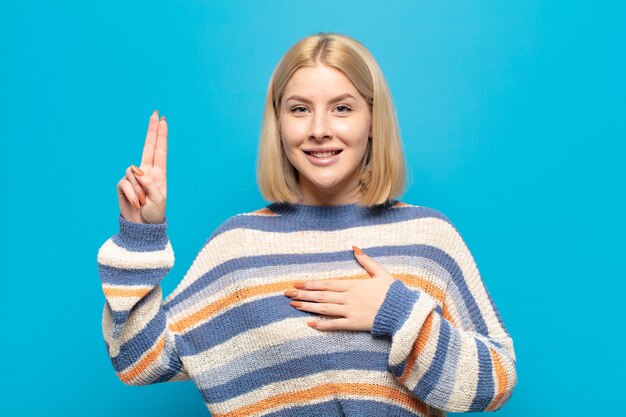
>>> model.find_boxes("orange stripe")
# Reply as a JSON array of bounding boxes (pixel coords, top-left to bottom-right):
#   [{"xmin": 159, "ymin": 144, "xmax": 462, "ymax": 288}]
[
  {"xmin": 486, "ymin": 346, "xmax": 508, "ymax": 411},
  {"xmin": 249, "ymin": 208, "xmax": 278, "ymax": 216},
  {"xmin": 103, "ymin": 286, "xmax": 151, "ymax": 298},
  {"xmin": 211, "ymin": 382, "xmax": 429, "ymax": 417},
  {"xmin": 396, "ymin": 273, "xmax": 457, "ymax": 328},
  {"xmin": 168, "ymin": 273, "xmax": 369, "ymax": 332},
  {"xmin": 399, "ymin": 311, "xmax": 435, "ymax": 384},
  {"xmin": 118, "ymin": 333, "xmax": 166, "ymax": 384}
]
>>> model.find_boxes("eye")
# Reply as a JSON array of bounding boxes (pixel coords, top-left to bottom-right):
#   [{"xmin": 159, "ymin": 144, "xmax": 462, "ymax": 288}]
[
  {"xmin": 290, "ymin": 106, "xmax": 308, "ymax": 113},
  {"xmin": 335, "ymin": 105, "xmax": 352, "ymax": 113}
]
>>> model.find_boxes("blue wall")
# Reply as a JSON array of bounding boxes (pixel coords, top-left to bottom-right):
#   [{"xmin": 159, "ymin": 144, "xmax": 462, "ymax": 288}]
[{"xmin": 1, "ymin": 1, "xmax": 624, "ymax": 416}]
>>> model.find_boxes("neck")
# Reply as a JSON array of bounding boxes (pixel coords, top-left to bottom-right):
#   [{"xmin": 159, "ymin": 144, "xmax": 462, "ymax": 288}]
[{"xmin": 297, "ymin": 174, "xmax": 362, "ymax": 206}]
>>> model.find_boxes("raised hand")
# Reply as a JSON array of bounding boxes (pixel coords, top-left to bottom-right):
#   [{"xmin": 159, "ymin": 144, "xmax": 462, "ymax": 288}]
[{"xmin": 116, "ymin": 110, "xmax": 168, "ymax": 224}]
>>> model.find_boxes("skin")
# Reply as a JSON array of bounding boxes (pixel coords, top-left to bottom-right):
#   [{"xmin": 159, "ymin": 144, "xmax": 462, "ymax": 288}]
[
  {"xmin": 120, "ymin": 66, "xmax": 398, "ymax": 333},
  {"xmin": 279, "ymin": 63, "xmax": 371, "ymax": 206}
]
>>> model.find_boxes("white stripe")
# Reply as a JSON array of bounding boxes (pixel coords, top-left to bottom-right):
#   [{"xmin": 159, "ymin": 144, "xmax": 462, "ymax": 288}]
[
  {"xmin": 446, "ymin": 331, "xmax": 479, "ymax": 411},
  {"xmin": 389, "ymin": 293, "xmax": 438, "ymax": 366},
  {"xmin": 97, "ymin": 238, "xmax": 174, "ymax": 269}
]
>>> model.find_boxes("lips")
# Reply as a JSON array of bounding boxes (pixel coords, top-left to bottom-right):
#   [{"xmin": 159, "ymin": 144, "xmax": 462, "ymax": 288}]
[{"xmin": 303, "ymin": 149, "xmax": 343, "ymax": 166}]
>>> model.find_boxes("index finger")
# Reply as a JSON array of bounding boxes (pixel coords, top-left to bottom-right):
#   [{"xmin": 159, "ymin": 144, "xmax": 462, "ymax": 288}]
[
  {"xmin": 141, "ymin": 110, "xmax": 160, "ymax": 167},
  {"xmin": 154, "ymin": 116, "xmax": 168, "ymax": 172}
]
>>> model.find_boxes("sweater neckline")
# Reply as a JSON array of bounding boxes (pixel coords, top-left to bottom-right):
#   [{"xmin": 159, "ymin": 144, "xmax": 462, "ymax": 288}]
[{"xmin": 266, "ymin": 199, "xmax": 400, "ymax": 229}]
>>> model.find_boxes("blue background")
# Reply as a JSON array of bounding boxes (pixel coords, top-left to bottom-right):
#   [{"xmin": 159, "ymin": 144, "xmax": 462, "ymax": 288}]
[{"xmin": 1, "ymin": 1, "xmax": 624, "ymax": 416}]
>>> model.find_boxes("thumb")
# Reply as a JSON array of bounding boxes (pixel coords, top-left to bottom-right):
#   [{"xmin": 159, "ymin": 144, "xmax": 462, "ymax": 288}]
[{"xmin": 352, "ymin": 246, "xmax": 386, "ymax": 277}]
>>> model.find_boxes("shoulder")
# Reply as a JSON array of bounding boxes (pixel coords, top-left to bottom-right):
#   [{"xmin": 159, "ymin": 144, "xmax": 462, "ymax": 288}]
[
  {"xmin": 204, "ymin": 205, "xmax": 279, "ymax": 241},
  {"xmin": 390, "ymin": 200, "xmax": 454, "ymax": 227}
]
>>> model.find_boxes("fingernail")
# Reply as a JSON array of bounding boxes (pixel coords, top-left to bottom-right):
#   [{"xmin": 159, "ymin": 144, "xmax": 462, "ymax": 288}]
[
  {"xmin": 293, "ymin": 281, "xmax": 306, "ymax": 289},
  {"xmin": 138, "ymin": 191, "xmax": 146, "ymax": 205},
  {"xmin": 160, "ymin": 115, "xmax": 166, "ymax": 121},
  {"xmin": 289, "ymin": 301, "xmax": 302, "ymax": 308},
  {"xmin": 283, "ymin": 290, "xmax": 298, "ymax": 297},
  {"xmin": 352, "ymin": 246, "xmax": 364, "ymax": 256},
  {"xmin": 153, "ymin": 109, "xmax": 158, "ymax": 116},
  {"xmin": 131, "ymin": 165, "xmax": 144, "ymax": 176},
  {"xmin": 307, "ymin": 322, "xmax": 318, "ymax": 329},
  {"xmin": 133, "ymin": 198, "xmax": 140, "ymax": 209}
]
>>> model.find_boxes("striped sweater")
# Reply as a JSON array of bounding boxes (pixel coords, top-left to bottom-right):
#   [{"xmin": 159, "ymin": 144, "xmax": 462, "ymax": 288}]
[{"xmin": 96, "ymin": 200, "xmax": 517, "ymax": 416}]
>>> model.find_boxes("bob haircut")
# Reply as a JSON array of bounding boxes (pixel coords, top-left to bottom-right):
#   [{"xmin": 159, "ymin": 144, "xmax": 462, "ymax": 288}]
[{"xmin": 256, "ymin": 32, "xmax": 406, "ymax": 207}]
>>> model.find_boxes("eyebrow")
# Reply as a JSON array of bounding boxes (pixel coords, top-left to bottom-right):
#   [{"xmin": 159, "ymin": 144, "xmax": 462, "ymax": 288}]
[{"xmin": 284, "ymin": 93, "xmax": 357, "ymax": 104}]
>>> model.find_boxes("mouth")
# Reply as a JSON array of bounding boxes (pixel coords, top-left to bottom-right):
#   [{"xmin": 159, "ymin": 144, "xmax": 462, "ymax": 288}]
[{"xmin": 303, "ymin": 149, "xmax": 343, "ymax": 158}]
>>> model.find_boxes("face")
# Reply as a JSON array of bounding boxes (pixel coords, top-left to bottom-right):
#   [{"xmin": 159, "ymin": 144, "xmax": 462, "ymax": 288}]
[{"xmin": 278, "ymin": 64, "xmax": 372, "ymax": 205}]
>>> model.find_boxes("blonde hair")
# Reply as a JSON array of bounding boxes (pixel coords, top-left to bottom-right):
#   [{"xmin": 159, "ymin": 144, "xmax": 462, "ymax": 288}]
[{"xmin": 256, "ymin": 32, "xmax": 406, "ymax": 206}]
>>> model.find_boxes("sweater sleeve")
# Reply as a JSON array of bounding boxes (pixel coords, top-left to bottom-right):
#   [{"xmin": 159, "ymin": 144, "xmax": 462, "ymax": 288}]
[
  {"xmin": 96, "ymin": 213, "xmax": 190, "ymax": 386},
  {"xmin": 371, "ymin": 218, "xmax": 517, "ymax": 412}
]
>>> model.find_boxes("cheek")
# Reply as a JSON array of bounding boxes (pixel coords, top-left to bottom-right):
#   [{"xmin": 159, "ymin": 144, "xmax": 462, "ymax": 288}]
[
  {"xmin": 335, "ymin": 117, "xmax": 370, "ymax": 140},
  {"xmin": 279, "ymin": 120, "xmax": 304, "ymax": 146}
]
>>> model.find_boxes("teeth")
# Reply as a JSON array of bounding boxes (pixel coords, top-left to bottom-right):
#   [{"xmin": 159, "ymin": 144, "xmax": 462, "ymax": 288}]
[{"xmin": 310, "ymin": 151, "xmax": 339, "ymax": 158}]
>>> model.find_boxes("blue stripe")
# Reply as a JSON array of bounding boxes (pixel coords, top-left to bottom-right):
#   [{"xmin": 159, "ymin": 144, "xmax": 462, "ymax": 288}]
[
  {"xmin": 98, "ymin": 264, "xmax": 170, "ymax": 286},
  {"xmin": 200, "ymin": 350, "xmax": 389, "ymax": 402},
  {"xmin": 209, "ymin": 204, "xmax": 450, "ymax": 236},
  {"xmin": 113, "ymin": 214, "xmax": 170, "ymax": 251},
  {"xmin": 110, "ymin": 307, "xmax": 166, "ymax": 370},
  {"xmin": 469, "ymin": 338, "xmax": 495, "ymax": 411},
  {"xmin": 390, "ymin": 357, "xmax": 408, "ymax": 377},
  {"xmin": 111, "ymin": 309, "xmax": 130, "ymax": 326}
]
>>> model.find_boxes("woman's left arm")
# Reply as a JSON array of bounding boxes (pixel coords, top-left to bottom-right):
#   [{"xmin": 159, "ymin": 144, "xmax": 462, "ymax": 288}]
[{"xmin": 370, "ymin": 221, "xmax": 518, "ymax": 412}]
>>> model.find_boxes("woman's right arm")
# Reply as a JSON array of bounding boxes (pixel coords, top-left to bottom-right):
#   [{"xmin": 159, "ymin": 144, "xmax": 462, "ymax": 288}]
[
  {"xmin": 97, "ymin": 110, "xmax": 189, "ymax": 385},
  {"xmin": 97, "ymin": 214, "xmax": 190, "ymax": 385}
]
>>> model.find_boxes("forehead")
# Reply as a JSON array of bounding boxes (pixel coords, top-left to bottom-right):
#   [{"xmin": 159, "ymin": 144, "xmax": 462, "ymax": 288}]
[{"xmin": 283, "ymin": 64, "xmax": 358, "ymax": 97}]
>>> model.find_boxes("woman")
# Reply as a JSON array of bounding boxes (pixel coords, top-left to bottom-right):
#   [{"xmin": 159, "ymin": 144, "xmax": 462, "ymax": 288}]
[{"xmin": 97, "ymin": 32, "xmax": 517, "ymax": 416}]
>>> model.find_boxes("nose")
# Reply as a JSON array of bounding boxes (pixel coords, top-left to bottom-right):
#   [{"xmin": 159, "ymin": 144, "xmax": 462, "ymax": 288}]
[{"xmin": 309, "ymin": 111, "xmax": 332, "ymax": 141}]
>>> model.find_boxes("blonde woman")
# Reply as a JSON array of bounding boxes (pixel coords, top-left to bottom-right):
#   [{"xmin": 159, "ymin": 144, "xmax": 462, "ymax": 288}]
[{"xmin": 97, "ymin": 32, "xmax": 517, "ymax": 416}]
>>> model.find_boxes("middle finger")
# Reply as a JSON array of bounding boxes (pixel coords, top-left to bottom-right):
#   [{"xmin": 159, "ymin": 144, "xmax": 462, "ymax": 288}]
[
  {"xmin": 141, "ymin": 110, "xmax": 160, "ymax": 167},
  {"xmin": 284, "ymin": 289, "xmax": 346, "ymax": 305}
]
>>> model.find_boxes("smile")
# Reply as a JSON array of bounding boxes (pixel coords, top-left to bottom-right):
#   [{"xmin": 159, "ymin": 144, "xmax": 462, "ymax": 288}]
[
  {"xmin": 303, "ymin": 149, "xmax": 343, "ymax": 166},
  {"xmin": 304, "ymin": 150, "xmax": 342, "ymax": 158}
]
